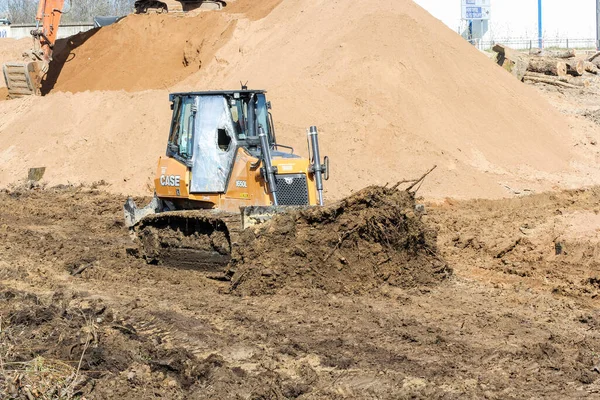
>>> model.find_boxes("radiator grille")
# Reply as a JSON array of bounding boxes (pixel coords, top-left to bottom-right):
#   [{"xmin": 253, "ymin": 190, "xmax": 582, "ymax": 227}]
[{"xmin": 275, "ymin": 174, "xmax": 309, "ymax": 206}]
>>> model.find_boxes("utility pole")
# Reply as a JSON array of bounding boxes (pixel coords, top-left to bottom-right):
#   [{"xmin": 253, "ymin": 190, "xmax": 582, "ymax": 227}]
[
  {"xmin": 537, "ymin": 0, "xmax": 542, "ymax": 49},
  {"xmin": 597, "ymin": 0, "xmax": 600, "ymax": 50}
]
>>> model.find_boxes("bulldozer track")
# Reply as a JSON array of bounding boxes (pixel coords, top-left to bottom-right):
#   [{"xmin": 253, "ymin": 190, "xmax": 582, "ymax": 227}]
[{"xmin": 134, "ymin": 209, "xmax": 243, "ymax": 274}]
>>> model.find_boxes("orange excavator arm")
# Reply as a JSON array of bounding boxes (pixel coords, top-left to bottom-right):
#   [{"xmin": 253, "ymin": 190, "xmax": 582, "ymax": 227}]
[{"xmin": 34, "ymin": 0, "xmax": 66, "ymax": 64}]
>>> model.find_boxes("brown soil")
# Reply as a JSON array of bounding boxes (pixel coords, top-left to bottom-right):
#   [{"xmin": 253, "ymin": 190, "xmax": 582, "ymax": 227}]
[
  {"xmin": 2, "ymin": 1, "xmax": 600, "ymax": 199},
  {"xmin": 41, "ymin": 0, "xmax": 283, "ymax": 95},
  {"xmin": 227, "ymin": 0, "xmax": 283, "ymax": 21},
  {"xmin": 428, "ymin": 187, "xmax": 600, "ymax": 298},
  {"xmin": 0, "ymin": 90, "xmax": 172, "ymax": 196},
  {"xmin": 43, "ymin": 12, "xmax": 238, "ymax": 94},
  {"xmin": 2, "ymin": 3, "xmax": 600, "ymax": 398},
  {"xmin": 1, "ymin": 186, "xmax": 600, "ymax": 398},
  {"xmin": 231, "ymin": 186, "xmax": 450, "ymax": 295}
]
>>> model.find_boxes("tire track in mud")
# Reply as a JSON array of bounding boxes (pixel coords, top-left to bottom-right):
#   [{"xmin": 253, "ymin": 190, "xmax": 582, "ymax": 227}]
[
  {"xmin": 1, "ymin": 186, "xmax": 600, "ymax": 398},
  {"xmin": 427, "ymin": 187, "xmax": 600, "ymax": 298}
]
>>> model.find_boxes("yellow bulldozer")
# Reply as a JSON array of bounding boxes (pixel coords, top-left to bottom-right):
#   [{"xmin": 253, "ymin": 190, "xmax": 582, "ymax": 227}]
[{"xmin": 124, "ymin": 89, "xmax": 329, "ymax": 273}]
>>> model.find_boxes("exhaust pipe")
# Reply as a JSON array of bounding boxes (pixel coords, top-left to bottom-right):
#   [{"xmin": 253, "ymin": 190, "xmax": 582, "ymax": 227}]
[
  {"xmin": 259, "ymin": 125, "xmax": 279, "ymax": 206},
  {"xmin": 308, "ymin": 126, "xmax": 327, "ymax": 206}
]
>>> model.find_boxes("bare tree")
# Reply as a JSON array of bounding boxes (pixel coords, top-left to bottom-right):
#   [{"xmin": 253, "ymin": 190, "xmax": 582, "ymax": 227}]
[
  {"xmin": 64, "ymin": 0, "xmax": 135, "ymax": 22},
  {"xmin": 6, "ymin": 0, "xmax": 39, "ymax": 24},
  {"xmin": 112, "ymin": 0, "xmax": 135, "ymax": 16},
  {"xmin": 4, "ymin": 0, "xmax": 135, "ymax": 24},
  {"xmin": 0, "ymin": 1, "xmax": 7, "ymax": 18}
]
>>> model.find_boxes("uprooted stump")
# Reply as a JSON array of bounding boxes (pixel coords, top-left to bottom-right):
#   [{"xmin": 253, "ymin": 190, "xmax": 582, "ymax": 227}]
[{"xmin": 229, "ymin": 186, "xmax": 452, "ymax": 295}]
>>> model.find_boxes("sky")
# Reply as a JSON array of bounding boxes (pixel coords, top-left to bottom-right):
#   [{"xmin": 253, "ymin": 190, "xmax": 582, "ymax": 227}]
[{"xmin": 413, "ymin": 0, "xmax": 596, "ymax": 41}]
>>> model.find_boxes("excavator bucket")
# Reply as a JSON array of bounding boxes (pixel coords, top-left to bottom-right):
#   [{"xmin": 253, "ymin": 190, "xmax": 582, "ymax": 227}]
[{"xmin": 2, "ymin": 62, "xmax": 41, "ymax": 98}]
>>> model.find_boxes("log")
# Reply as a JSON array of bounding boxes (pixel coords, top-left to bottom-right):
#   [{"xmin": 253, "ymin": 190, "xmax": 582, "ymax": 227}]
[
  {"xmin": 587, "ymin": 51, "xmax": 600, "ymax": 62},
  {"xmin": 566, "ymin": 59, "xmax": 584, "ymax": 76},
  {"xmin": 584, "ymin": 61, "xmax": 598, "ymax": 74},
  {"xmin": 529, "ymin": 49, "xmax": 574, "ymax": 58},
  {"xmin": 543, "ymin": 49, "xmax": 576, "ymax": 59},
  {"xmin": 529, "ymin": 48, "xmax": 542, "ymax": 56},
  {"xmin": 523, "ymin": 75, "xmax": 580, "ymax": 89},
  {"xmin": 524, "ymin": 71, "xmax": 588, "ymax": 87},
  {"xmin": 492, "ymin": 43, "xmax": 514, "ymax": 54},
  {"xmin": 527, "ymin": 57, "xmax": 567, "ymax": 76},
  {"xmin": 493, "ymin": 43, "xmax": 529, "ymax": 81}
]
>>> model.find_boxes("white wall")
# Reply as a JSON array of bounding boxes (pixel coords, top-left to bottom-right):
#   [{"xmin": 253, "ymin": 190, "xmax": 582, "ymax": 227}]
[
  {"xmin": 0, "ymin": 25, "xmax": 9, "ymax": 38},
  {"xmin": 8, "ymin": 24, "xmax": 95, "ymax": 40},
  {"xmin": 413, "ymin": 0, "xmax": 596, "ymax": 41}
]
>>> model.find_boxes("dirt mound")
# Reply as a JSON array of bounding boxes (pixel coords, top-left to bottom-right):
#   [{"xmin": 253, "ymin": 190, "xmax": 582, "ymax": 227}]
[
  {"xmin": 428, "ymin": 187, "xmax": 600, "ymax": 298},
  {"xmin": 177, "ymin": 0, "xmax": 600, "ymax": 199},
  {"xmin": 227, "ymin": 0, "xmax": 283, "ymax": 20},
  {"xmin": 0, "ymin": 90, "xmax": 171, "ymax": 195},
  {"xmin": 230, "ymin": 186, "xmax": 451, "ymax": 295},
  {"xmin": 42, "ymin": 0, "xmax": 280, "ymax": 94}
]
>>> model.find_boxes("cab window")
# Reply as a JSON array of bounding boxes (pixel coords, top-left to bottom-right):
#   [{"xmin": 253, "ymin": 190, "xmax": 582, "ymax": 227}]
[
  {"xmin": 168, "ymin": 96, "xmax": 195, "ymax": 161},
  {"xmin": 229, "ymin": 98, "xmax": 248, "ymax": 139},
  {"xmin": 255, "ymin": 93, "xmax": 271, "ymax": 139},
  {"xmin": 228, "ymin": 94, "xmax": 272, "ymax": 141}
]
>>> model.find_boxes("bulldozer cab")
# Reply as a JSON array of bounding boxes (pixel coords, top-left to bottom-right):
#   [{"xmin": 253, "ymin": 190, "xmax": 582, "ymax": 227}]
[
  {"xmin": 166, "ymin": 90, "xmax": 274, "ymax": 194},
  {"xmin": 124, "ymin": 89, "xmax": 328, "ymax": 228}
]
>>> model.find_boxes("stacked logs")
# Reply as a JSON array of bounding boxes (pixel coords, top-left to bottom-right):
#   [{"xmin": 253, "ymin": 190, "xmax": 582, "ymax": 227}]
[{"xmin": 493, "ymin": 44, "xmax": 597, "ymax": 89}]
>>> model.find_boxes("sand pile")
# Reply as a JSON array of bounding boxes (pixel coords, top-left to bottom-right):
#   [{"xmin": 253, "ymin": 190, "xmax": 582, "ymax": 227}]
[
  {"xmin": 42, "ymin": 0, "xmax": 282, "ymax": 94},
  {"xmin": 0, "ymin": 90, "xmax": 171, "ymax": 194},
  {"xmin": 179, "ymin": 0, "xmax": 595, "ymax": 199},
  {"xmin": 44, "ymin": 15, "xmax": 233, "ymax": 93},
  {"xmin": 0, "ymin": 0, "xmax": 598, "ymax": 199},
  {"xmin": 229, "ymin": 186, "xmax": 451, "ymax": 295}
]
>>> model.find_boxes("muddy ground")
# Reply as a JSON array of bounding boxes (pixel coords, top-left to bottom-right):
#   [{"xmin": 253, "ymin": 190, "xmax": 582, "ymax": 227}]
[{"xmin": 1, "ymin": 185, "xmax": 600, "ymax": 399}]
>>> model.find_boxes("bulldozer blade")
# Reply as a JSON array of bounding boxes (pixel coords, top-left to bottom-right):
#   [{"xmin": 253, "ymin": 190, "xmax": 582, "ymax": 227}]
[
  {"xmin": 124, "ymin": 195, "xmax": 163, "ymax": 228},
  {"xmin": 27, "ymin": 167, "xmax": 46, "ymax": 182},
  {"xmin": 241, "ymin": 205, "xmax": 308, "ymax": 229},
  {"xmin": 2, "ymin": 61, "xmax": 42, "ymax": 98}
]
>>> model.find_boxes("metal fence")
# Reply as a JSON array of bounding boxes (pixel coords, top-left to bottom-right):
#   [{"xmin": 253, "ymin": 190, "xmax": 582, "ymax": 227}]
[{"xmin": 471, "ymin": 38, "xmax": 598, "ymax": 51}]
